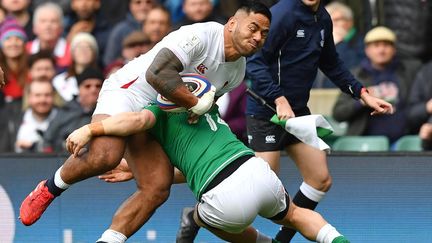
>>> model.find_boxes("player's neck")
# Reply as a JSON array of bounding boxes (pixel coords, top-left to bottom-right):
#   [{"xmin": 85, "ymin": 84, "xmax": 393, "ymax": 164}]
[{"xmin": 223, "ymin": 28, "xmax": 241, "ymax": 62}]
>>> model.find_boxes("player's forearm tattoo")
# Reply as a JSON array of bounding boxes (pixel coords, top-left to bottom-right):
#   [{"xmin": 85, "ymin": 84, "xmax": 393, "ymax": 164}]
[{"xmin": 146, "ymin": 48, "xmax": 184, "ymax": 95}]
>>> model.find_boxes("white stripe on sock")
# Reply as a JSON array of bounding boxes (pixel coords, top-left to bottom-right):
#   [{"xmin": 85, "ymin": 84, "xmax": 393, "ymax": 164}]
[
  {"xmin": 97, "ymin": 229, "xmax": 127, "ymax": 243},
  {"xmin": 316, "ymin": 224, "xmax": 342, "ymax": 243},
  {"xmin": 299, "ymin": 182, "xmax": 325, "ymax": 202},
  {"xmin": 54, "ymin": 166, "xmax": 70, "ymax": 189}
]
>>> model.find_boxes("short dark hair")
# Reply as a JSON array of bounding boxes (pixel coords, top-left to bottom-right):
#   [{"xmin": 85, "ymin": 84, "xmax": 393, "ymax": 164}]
[
  {"xmin": 28, "ymin": 50, "xmax": 56, "ymax": 68},
  {"xmin": 238, "ymin": 1, "xmax": 272, "ymax": 22}
]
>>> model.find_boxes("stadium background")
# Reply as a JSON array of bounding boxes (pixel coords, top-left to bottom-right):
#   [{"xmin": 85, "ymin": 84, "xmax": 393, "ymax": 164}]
[{"xmin": 1, "ymin": 153, "xmax": 431, "ymax": 243}]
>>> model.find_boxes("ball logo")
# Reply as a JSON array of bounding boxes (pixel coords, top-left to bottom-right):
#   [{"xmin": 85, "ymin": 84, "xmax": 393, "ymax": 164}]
[{"xmin": 157, "ymin": 74, "xmax": 211, "ymax": 112}]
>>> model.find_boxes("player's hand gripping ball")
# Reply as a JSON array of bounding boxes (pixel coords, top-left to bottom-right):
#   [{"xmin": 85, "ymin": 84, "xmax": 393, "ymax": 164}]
[{"xmin": 156, "ymin": 73, "xmax": 214, "ymax": 113}]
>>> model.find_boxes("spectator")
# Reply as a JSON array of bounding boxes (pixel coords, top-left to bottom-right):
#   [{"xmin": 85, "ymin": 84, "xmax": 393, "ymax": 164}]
[
  {"xmin": 375, "ymin": 0, "xmax": 432, "ymax": 62},
  {"xmin": 328, "ymin": 0, "xmax": 372, "ymax": 37},
  {"xmin": 52, "ymin": 32, "xmax": 99, "ymax": 102},
  {"xmin": 28, "ymin": 50, "xmax": 56, "ymax": 82},
  {"xmin": 332, "ymin": 26, "xmax": 421, "ymax": 145},
  {"xmin": 103, "ymin": 0, "xmax": 156, "ymax": 66},
  {"xmin": 0, "ymin": 17, "xmax": 29, "ymax": 152},
  {"xmin": 43, "ymin": 67, "xmax": 103, "ymax": 153},
  {"xmin": 104, "ymin": 31, "xmax": 152, "ymax": 77},
  {"xmin": 27, "ymin": 50, "xmax": 64, "ymax": 108},
  {"xmin": 26, "ymin": 2, "xmax": 71, "ymax": 72},
  {"xmin": 407, "ymin": 61, "xmax": 432, "ymax": 150},
  {"xmin": 172, "ymin": 0, "xmax": 226, "ymax": 30},
  {"xmin": 0, "ymin": 16, "xmax": 29, "ymax": 102},
  {"xmin": 1, "ymin": 0, "xmax": 33, "ymax": 39},
  {"xmin": 63, "ymin": 0, "xmax": 111, "ymax": 65},
  {"xmin": 315, "ymin": 1, "xmax": 365, "ymax": 88},
  {"xmin": 143, "ymin": 5, "xmax": 171, "ymax": 47},
  {"xmin": 15, "ymin": 80, "xmax": 57, "ymax": 153},
  {"xmin": 30, "ymin": 0, "xmax": 70, "ymax": 14}
]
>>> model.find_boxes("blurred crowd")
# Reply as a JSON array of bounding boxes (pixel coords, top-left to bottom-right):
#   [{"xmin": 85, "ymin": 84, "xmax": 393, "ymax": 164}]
[{"xmin": 1, "ymin": 0, "xmax": 432, "ymax": 153}]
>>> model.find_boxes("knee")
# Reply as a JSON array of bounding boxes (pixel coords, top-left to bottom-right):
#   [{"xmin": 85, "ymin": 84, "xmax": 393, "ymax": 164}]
[
  {"xmin": 317, "ymin": 175, "xmax": 332, "ymax": 192},
  {"xmin": 137, "ymin": 183, "xmax": 171, "ymax": 206},
  {"xmin": 306, "ymin": 174, "xmax": 332, "ymax": 192},
  {"xmin": 87, "ymin": 149, "xmax": 122, "ymax": 171}
]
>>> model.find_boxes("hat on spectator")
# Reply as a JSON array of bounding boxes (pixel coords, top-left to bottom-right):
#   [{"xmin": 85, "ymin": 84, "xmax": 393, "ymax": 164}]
[
  {"xmin": 76, "ymin": 67, "xmax": 104, "ymax": 86},
  {"xmin": 364, "ymin": 26, "xmax": 396, "ymax": 44},
  {"xmin": 122, "ymin": 31, "xmax": 150, "ymax": 48},
  {"xmin": 0, "ymin": 16, "xmax": 27, "ymax": 46},
  {"xmin": 71, "ymin": 32, "xmax": 99, "ymax": 56}
]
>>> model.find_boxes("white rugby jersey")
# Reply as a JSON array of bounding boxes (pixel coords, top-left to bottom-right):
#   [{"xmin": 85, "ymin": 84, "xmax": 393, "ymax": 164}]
[{"xmin": 104, "ymin": 21, "xmax": 246, "ymax": 104}]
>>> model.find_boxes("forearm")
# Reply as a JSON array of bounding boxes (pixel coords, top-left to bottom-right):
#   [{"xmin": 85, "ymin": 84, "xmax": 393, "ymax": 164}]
[
  {"xmin": 146, "ymin": 48, "xmax": 197, "ymax": 109},
  {"xmin": 90, "ymin": 111, "xmax": 156, "ymax": 137}
]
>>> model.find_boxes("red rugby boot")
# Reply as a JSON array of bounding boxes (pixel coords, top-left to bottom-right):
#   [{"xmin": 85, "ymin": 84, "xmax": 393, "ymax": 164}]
[{"xmin": 19, "ymin": 180, "xmax": 55, "ymax": 226}]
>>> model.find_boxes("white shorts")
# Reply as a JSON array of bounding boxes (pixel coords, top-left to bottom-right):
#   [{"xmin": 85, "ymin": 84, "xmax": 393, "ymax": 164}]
[
  {"xmin": 93, "ymin": 78, "xmax": 155, "ymax": 116},
  {"xmin": 197, "ymin": 157, "xmax": 288, "ymax": 233}
]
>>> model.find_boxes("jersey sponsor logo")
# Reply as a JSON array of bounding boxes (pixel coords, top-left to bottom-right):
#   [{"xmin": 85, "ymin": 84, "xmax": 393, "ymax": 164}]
[
  {"xmin": 178, "ymin": 35, "xmax": 200, "ymax": 53},
  {"xmin": 265, "ymin": 135, "xmax": 276, "ymax": 143},
  {"xmin": 120, "ymin": 76, "xmax": 139, "ymax": 89},
  {"xmin": 296, "ymin": 29, "xmax": 305, "ymax": 38},
  {"xmin": 196, "ymin": 63, "xmax": 208, "ymax": 74}
]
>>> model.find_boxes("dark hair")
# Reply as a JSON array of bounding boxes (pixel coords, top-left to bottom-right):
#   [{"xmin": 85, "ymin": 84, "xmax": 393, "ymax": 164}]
[
  {"xmin": 28, "ymin": 50, "xmax": 56, "ymax": 68},
  {"xmin": 238, "ymin": 1, "xmax": 272, "ymax": 22}
]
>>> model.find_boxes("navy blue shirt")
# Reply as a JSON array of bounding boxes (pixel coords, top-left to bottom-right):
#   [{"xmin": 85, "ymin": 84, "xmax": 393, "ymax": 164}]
[{"xmin": 246, "ymin": 0, "xmax": 364, "ymax": 119}]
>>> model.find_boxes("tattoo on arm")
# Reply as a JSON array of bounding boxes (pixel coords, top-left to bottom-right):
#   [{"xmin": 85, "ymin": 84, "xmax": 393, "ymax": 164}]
[
  {"xmin": 146, "ymin": 48, "xmax": 198, "ymax": 108},
  {"xmin": 146, "ymin": 48, "xmax": 184, "ymax": 95}
]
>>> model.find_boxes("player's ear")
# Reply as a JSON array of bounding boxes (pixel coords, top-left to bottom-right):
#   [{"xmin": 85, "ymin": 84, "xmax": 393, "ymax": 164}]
[{"xmin": 227, "ymin": 17, "xmax": 236, "ymax": 32}]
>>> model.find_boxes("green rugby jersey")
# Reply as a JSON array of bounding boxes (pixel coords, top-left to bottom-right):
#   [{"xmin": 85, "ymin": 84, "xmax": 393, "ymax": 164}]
[{"xmin": 146, "ymin": 105, "xmax": 254, "ymax": 199}]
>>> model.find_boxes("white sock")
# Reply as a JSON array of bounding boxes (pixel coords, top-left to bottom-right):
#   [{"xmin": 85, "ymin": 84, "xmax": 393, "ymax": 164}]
[
  {"xmin": 97, "ymin": 229, "xmax": 127, "ymax": 243},
  {"xmin": 316, "ymin": 224, "xmax": 342, "ymax": 243},
  {"xmin": 256, "ymin": 229, "xmax": 272, "ymax": 243},
  {"xmin": 299, "ymin": 182, "xmax": 325, "ymax": 202},
  {"xmin": 54, "ymin": 166, "xmax": 70, "ymax": 189}
]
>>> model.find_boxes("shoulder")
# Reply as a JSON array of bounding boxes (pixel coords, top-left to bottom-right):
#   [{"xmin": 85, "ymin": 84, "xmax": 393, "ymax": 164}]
[{"xmin": 174, "ymin": 22, "xmax": 222, "ymax": 45}]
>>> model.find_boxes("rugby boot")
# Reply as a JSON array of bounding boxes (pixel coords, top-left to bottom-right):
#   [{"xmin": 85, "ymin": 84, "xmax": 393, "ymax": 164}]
[
  {"xmin": 19, "ymin": 180, "xmax": 55, "ymax": 226},
  {"xmin": 176, "ymin": 207, "xmax": 200, "ymax": 243}
]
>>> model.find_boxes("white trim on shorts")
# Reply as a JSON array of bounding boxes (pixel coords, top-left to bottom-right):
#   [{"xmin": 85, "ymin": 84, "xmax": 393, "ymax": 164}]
[
  {"xmin": 93, "ymin": 81, "xmax": 153, "ymax": 116},
  {"xmin": 197, "ymin": 157, "xmax": 287, "ymax": 233}
]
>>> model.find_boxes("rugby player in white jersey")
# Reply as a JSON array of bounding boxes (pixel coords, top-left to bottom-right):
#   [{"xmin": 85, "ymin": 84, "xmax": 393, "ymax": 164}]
[
  {"xmin": 66, "ymin": 105, "xmax": 350, "ymax": 243},
  {"xmin": 20, "ymin": 2, "xmax": 272, "ymax": 242}
]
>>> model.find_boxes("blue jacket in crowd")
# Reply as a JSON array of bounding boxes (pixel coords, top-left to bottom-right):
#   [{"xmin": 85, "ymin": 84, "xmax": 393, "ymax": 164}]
[{"xmin": 246, "ymin": 0, "xmax": 364, "ymax": 119}]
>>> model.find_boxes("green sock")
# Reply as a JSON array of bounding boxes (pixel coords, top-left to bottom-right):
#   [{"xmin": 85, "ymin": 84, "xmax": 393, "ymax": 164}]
[
  {"xmin": 332, "ymin": 236, "xmax": 350, "ymax": 243},
  {"xmin": 272, "ymin": 239, "xmax": 281, "ymax": 243}
]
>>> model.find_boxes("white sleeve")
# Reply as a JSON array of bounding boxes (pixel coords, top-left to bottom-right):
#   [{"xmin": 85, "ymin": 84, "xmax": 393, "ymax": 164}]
[{"xmin": 165, "ymin": 27, "xmax": 207, "ymax": 69}]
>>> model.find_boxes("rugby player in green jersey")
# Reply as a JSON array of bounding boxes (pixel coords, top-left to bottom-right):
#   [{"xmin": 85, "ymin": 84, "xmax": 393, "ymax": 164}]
[{"xmin": 66, "ymin": 106, "xmax": 349, "ymax": 243}]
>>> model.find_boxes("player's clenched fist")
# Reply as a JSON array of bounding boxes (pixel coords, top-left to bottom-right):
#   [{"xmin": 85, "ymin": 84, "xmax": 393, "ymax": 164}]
[{"xmin": 189, "ymin": 85, "xmax": 216, "ymax": 115}]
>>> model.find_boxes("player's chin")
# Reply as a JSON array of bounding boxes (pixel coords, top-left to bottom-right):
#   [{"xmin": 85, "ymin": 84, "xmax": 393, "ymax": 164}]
[{"xmin": 240, "ymin": 48, "xmax": 258, "ymax": 57}]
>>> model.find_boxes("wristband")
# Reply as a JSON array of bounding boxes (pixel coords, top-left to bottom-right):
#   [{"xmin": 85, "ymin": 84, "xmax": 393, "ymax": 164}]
[{"xmin": 88, "ymin": 122, "xmax": 105, "ymax": 136}]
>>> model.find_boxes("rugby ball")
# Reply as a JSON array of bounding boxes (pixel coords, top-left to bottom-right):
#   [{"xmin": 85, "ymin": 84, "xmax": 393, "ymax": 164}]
[{"xmin": 156, "ymin": 73, "xmax": 211, "ymax": 112}]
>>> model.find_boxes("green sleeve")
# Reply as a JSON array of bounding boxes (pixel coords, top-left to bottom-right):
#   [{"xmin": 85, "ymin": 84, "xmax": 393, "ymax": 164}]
[{"xmin": 145, "ymin": 104, "xmax": 164, "ymax": 122}]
